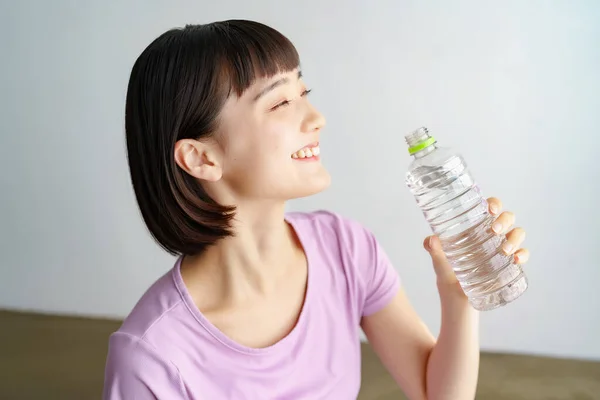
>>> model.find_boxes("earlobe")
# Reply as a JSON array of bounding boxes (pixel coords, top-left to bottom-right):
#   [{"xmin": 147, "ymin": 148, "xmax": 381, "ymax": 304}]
[{"xmin": 174, "ymin": 139, "xmax": 222, "ymax": 182}]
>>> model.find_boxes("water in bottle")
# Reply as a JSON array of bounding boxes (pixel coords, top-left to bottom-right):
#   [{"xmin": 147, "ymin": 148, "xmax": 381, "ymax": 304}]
[{"xmin": 404, "ymin": 127, "xmax": 528, "ymax": 311}]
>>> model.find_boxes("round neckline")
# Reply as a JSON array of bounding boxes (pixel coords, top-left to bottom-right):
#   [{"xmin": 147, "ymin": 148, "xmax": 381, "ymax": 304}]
[{"xmin": 172, "ymin": 214, "xmax": 312, "ymax": 355}]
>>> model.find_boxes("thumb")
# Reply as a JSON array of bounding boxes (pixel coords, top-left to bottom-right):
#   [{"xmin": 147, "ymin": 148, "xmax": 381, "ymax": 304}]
[{"xmin": 423, "ymin": 235, "xmax": 456, "ymax": 283}]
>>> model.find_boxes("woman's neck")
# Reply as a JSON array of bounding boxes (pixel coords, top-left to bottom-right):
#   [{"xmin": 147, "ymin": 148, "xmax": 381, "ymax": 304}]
[{"xmin": 181, "ymin": 200, "xmax": 303, "ymax": 303}]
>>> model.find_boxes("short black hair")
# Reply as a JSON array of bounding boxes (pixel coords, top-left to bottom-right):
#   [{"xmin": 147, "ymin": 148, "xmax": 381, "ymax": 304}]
[{"xmin": 125, "ymin": 20, "xmax": 300, "ymax": 256}]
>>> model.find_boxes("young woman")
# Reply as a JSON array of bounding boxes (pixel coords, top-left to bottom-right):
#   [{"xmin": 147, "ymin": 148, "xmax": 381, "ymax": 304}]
[{"xmin": 103, "ymin": 20, "xmax": 529, "ymax": 400}]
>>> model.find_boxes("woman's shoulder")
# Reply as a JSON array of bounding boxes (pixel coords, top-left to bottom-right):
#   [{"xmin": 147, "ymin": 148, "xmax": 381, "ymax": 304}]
[
  {"xmin": 285, "ymin": 210, "xmax": 382, "ymax": 257},
  {"xmin": 285, "ymin": 209, "xmax": 372, "ymax": 236},
  {"xmin": 103, "ymin": 328, "xmax": 188, "ymax": 399},
  {"xmin": 103, "ymin": 262, "xmax": 192, "ymax": 398},
  {"xmin": 287, "ymin": 210, "xmax": 401, "ymax": 317},
  {"xmin": 285, "ymin": 209, "xmax": 383, "ymax": 270},
  {"xmin": 113, "ymin": 260, "xmax": 188, "ymax": 341}
]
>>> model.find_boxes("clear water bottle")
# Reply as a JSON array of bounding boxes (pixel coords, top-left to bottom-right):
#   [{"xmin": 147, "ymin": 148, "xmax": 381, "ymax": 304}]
[{"xmin": 405, "ymin": 127, "xmax": 528, "ymax": 311}]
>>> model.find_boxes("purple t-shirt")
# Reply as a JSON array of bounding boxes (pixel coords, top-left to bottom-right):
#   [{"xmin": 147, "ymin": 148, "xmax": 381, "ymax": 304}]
[{"xmin": 103, "ymin": 210, "xmax": 401, "ymax": 399}]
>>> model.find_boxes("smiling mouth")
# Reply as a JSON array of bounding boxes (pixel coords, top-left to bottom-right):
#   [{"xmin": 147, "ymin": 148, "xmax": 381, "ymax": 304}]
[{"xmin": 291, "ymin": 143, "xmax": 320, "ymax": 159}]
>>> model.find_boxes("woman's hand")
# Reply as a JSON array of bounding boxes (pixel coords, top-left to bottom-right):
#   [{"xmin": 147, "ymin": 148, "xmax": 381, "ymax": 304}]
[{"xmin": 424, "ymin": 197, "xmax": 530, "ymax": 288}]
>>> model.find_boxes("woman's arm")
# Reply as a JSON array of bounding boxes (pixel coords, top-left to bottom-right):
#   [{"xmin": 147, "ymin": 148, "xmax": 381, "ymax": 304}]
[
  {"xmin": 361, "ymin": 282, "xmax": 479, "ymax": 400},
  {"xmin": 426, "ymin": 282, "xmax": 480, "ymax": 400}
]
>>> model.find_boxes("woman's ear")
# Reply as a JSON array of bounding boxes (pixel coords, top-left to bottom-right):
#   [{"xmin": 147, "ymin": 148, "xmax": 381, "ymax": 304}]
[{"xmin": 174, "ymin": 139, "xmax": 223, "ymax": 182}]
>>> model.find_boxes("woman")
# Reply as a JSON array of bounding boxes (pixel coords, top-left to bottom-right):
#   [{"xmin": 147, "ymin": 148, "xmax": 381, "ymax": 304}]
[{"xmin": 103, "ymin": 20, "xmax": 529, "ymax": 399}]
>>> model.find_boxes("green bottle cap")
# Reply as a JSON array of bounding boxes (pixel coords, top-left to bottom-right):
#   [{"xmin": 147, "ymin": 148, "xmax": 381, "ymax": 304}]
[{"xmin": 408, "ymin": 136, "xmax": 436, "ymax": 155}]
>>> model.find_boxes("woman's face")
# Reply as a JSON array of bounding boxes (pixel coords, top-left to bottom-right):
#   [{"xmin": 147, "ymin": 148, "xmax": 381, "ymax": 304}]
[{"xmin": 200, "ymin": 68, "xmax": 331, "ymax": 205}]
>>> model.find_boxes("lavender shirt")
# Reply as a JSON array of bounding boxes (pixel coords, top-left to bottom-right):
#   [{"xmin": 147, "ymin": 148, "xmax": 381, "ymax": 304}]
[{"xmin": 103, "ymin": 210, "xmax": 401, "ymax": 399}]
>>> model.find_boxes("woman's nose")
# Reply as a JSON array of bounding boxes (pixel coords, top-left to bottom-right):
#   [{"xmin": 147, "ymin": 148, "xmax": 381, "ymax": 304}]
[{"xmin": 302, "ymin": 103, "xmax": 326, "ymax": 133}]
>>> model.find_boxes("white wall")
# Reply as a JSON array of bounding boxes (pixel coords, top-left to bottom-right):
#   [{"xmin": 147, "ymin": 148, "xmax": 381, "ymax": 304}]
[{"xmin": 1, "ymin": 0, "xmax": 599, "ymax": 360}]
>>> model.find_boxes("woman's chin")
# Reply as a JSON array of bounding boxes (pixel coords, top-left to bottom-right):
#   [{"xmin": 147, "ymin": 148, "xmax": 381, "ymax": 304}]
[{"xmin": 289, "ymin": 170, "xmax": 332, "ymax": 200}]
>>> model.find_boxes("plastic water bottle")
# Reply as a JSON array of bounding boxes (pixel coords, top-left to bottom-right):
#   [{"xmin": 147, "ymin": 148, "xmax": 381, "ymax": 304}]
[{"xmin": 404, "ymin": 127, "xmax": 528, "ymax": 311}]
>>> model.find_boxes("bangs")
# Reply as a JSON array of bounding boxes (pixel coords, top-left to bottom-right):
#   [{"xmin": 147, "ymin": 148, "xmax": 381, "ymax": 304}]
[{"xmin": 213, "ymin": 20, "xmax": 301, "ymax": 96}]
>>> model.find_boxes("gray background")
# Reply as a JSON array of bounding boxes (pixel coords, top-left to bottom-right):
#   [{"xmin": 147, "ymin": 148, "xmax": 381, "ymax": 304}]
[{"xmin": 1, "ymin": 0, "xmax": 598, "ymax": 360}]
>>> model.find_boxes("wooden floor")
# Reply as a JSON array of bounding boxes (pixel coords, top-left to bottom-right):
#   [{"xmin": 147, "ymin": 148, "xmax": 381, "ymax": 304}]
[{"xmin": 1, "ymin": 310, "xmax": 599, "ymax": 400}]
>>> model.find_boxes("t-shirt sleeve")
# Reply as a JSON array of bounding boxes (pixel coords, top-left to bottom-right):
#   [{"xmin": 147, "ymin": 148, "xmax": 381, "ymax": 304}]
[
  {"xmin": 103, "ymin": 332, "xmax": 188, "ymax": 400},
  {"xmin": 357, "ymin": 224, "xmax": 402, "ymax": 316},
  {"xmin": 326, "ymin": 212, "xmax": 401, "ymax": 317}
]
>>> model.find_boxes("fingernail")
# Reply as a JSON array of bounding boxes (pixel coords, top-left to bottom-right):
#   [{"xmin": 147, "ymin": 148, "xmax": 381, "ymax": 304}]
[
  {"xmin": 427, "ymin": 236, "xmax": 434, "ymax": 251},
  {"xmin": 515, "ymin": 255, "xmax": 520, "ymax": 263},
  {"xmin": 492, "ymin": 223, "xmax": 502, "ymax": 233},
  {"xmin": 503, "ymin": 242, "xmax": 514, "ymax": 254},
  {"xmin": 490, "ymin": 204, "xmax": 498, "ymax": 214}
]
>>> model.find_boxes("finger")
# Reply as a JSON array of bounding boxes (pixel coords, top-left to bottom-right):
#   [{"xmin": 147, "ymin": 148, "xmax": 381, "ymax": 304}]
[
  {"xmin": 514, "ymin": 248, "xmax": 530, "ymax": 264},
  {"xmin": 487, "ymin": 197, "xmax": 503, "ymax": 215},
  {"xmin": 424, "ymin": 236, "xmax": 455, "ymax": 281},
  {"xmin": 492, "ymin": 211, "xmax": 516, "ymax": 235},
  {"xmin": 502, "ymin": 227, "xmax": 526, "ymax": 255},
  {"xmin": 423, "ymin": 236, "xmax": 432, "ymax": 251},
  {"xmin": 424, "ymin": 236, "xmax": 447, "ymax": 265}
]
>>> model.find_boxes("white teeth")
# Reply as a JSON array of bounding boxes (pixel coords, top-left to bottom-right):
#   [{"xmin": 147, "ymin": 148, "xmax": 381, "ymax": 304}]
[{"xmin": 291, "ymin": 146, "xmax": 320, "ymax": 159}]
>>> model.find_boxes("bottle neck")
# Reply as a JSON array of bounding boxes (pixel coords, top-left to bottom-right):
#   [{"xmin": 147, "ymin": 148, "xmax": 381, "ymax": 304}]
[{"xmin": 405, "ymin": 127, "xmax": 438, "ymax": 159}]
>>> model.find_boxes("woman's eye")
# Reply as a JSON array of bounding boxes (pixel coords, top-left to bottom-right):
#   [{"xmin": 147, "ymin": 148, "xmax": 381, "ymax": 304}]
[
  {"xmin": 270, "ymin": 89, "xmax": 312, "ymax": 111},
  {"xmin": 271, "ymin": 100, "xmax": 291, "ymax": 111}
]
